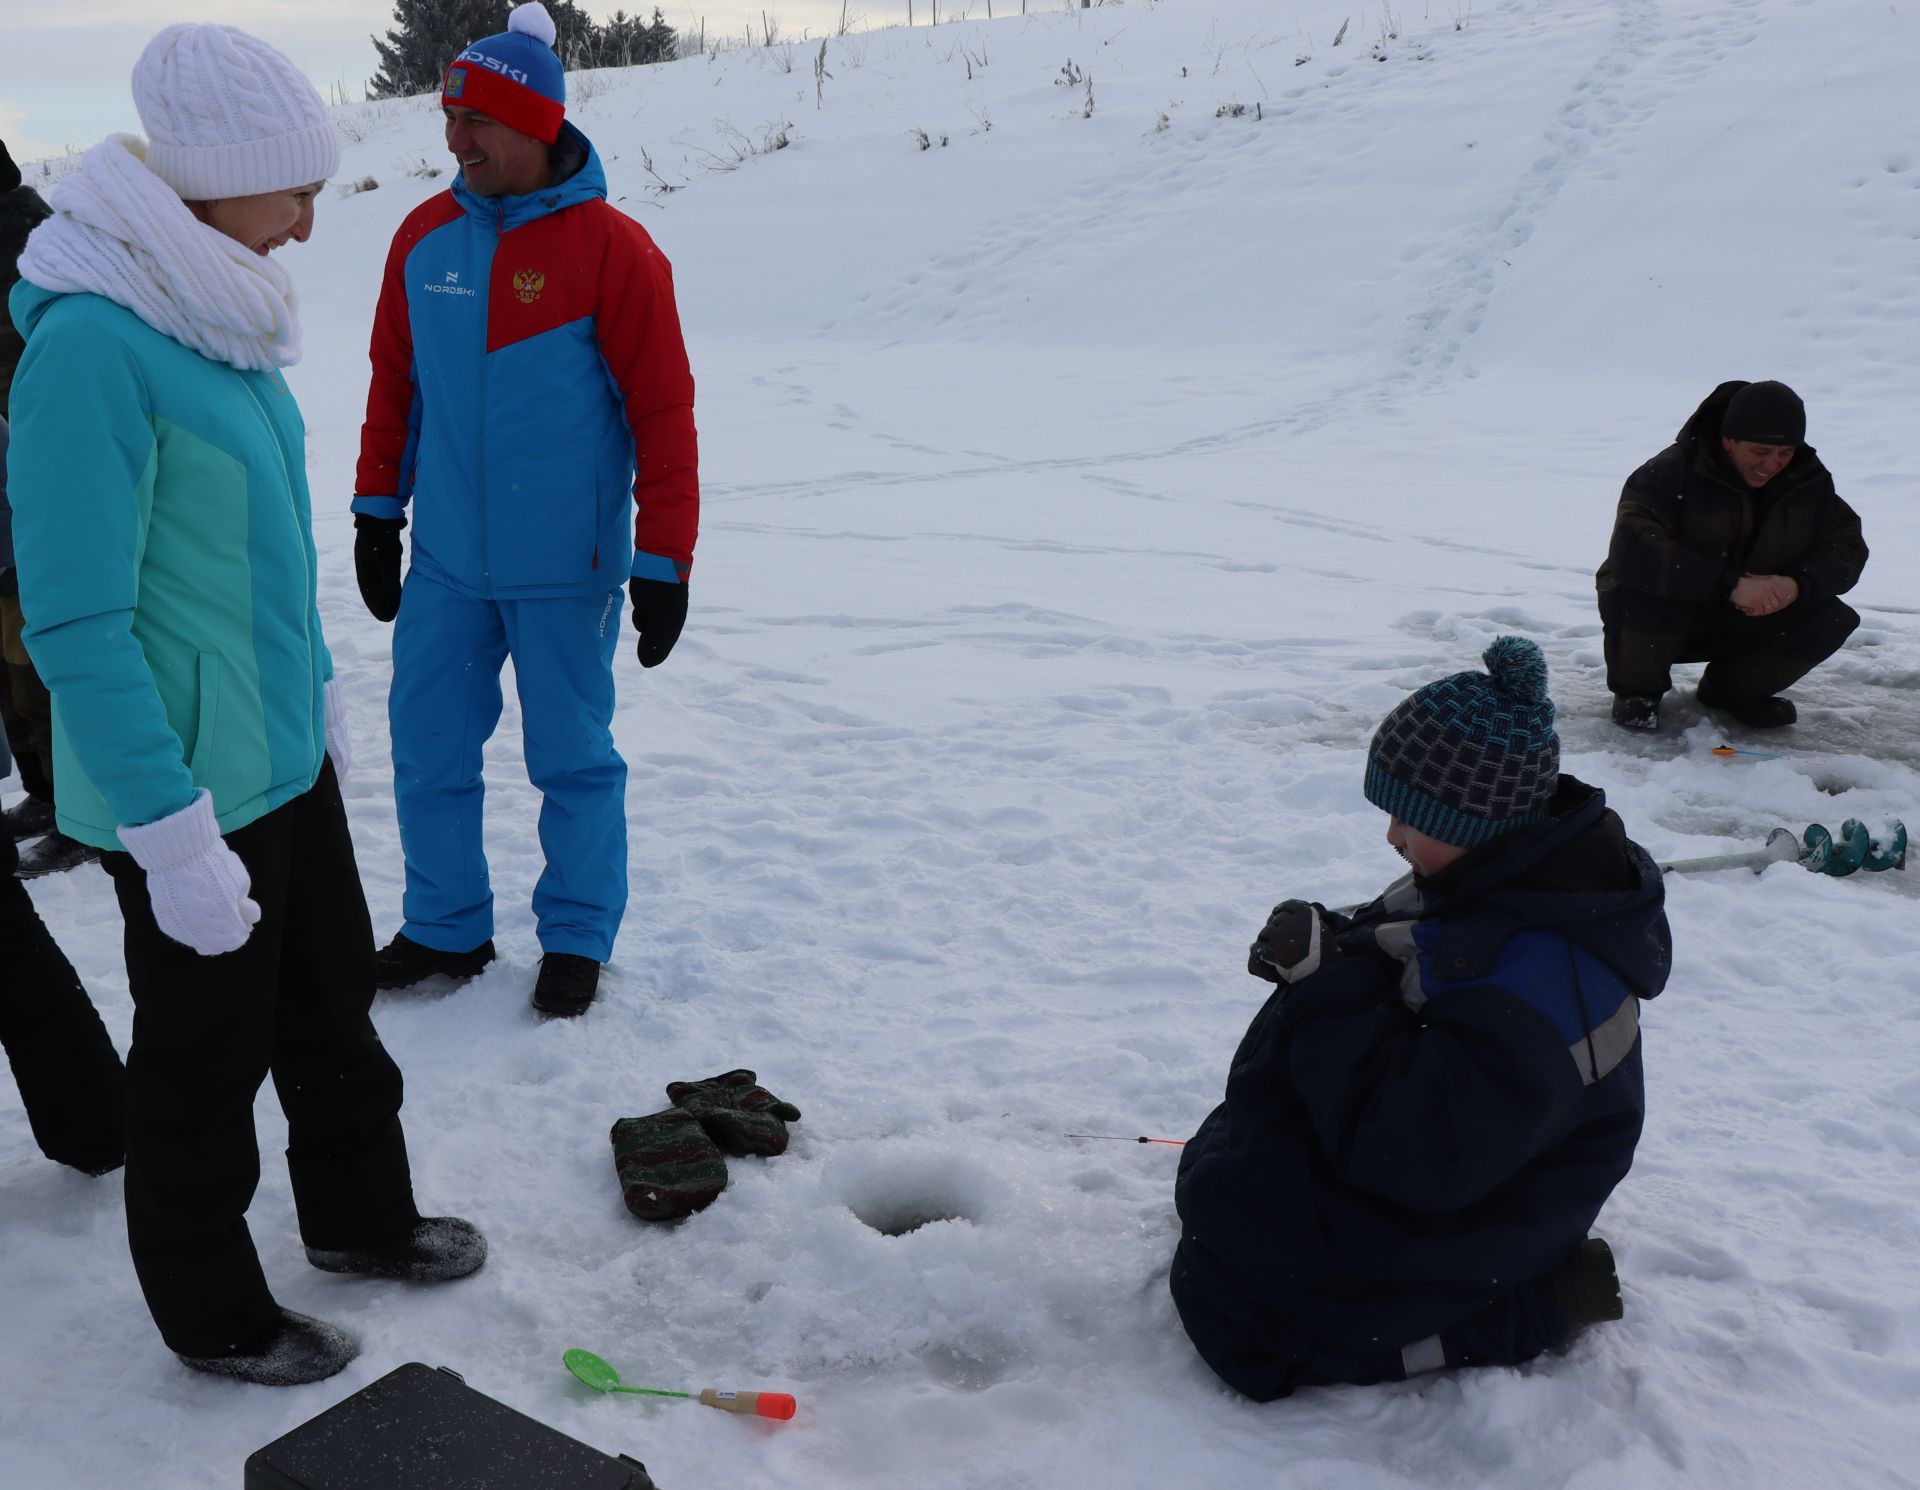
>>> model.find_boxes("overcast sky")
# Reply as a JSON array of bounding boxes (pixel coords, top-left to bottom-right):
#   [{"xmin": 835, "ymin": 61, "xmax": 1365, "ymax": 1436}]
[{"xmin": 0, "ymin": 0, "xmax": 930, "ymax": 166}]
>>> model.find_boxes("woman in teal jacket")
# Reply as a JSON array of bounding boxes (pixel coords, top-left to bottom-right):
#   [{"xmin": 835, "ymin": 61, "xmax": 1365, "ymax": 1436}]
[{"xmin": 7, "ymin": 22, "xmax": 481, "ymax": 1386}]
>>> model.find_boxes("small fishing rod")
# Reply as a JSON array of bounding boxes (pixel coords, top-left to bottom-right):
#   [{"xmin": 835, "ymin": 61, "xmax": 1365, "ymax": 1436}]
[
  {"xmin": 1710, "ymin": 744, "xmax": 1788, "ymax": 761},
  {"xmin": 1064, "ymin": 1133, "xmax": 1187, "ymax": 1146}
]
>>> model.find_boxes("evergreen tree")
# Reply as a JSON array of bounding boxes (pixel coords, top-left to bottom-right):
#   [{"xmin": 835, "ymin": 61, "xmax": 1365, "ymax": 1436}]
[
  {"xmin": 641, "ymin": 7, "xmax": 678, "ymax": 63},
  {"xmin": 542, "ymin": 0, "xmax": 604, "ymax": 69},
  {"xmin": 369, "ymin": 0, "xmax": 509, "ymax": 100},
  {"xmin": 367, "ymin": 0, "xmax": 680, "ymax": 101},
  {"xmin": 597, "ymin": 10, "xmax": 644, "ymax": 67}
]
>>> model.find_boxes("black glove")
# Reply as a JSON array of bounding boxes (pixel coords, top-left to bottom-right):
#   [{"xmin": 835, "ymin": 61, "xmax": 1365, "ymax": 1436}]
[
  {"xmin": 630, "ymin": 576, "xmax": 688, "ymax": 668},
  {"xmin": 1248, "ymin": 900, "xmax": 1336, "ymax": 985},
  {"xmin": 354, "ymin": 515, "xmax": 405, "ymax": 623}
]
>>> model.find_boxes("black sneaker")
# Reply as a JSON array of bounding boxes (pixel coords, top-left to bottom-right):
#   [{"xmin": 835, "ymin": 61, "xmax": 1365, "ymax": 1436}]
[
  {"xmin": 13, "ymin": 831, "xmax": 103, "ymax": 879},
  {"xmin": 3, "ymin": 794, "xmax": 56, "ymax": 843},
  {"xmin": 531, "ymin": 953, "xmax": 600, "ymax": 1017},
  {"xmin": 374, "ymin": 932, "xmax": 495, "ymax": 991},
  {"xmin": 306, "ymin": 1215, "xmax": 488, "ymax": 1282},
  {"xmin": 1609, "ymin": 694, "xmax": 1661, "ymax": 732},
  {"xmin": 1697, "ymin": 680, "xmax": 1796, "ymax": 729},
  {"xmin": 1551, "ymin": 1236, "xmax": 1624, "ymax": 1330},
  {"xmin": 177, "ymin": 1308, "xmax": 358, "ymax": 1386}
]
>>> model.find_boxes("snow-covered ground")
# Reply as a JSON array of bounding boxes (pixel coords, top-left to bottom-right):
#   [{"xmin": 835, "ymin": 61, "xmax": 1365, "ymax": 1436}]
[{"xmin": 5, "ymin": 0, "xmax": 1920, "ymax": 1484}]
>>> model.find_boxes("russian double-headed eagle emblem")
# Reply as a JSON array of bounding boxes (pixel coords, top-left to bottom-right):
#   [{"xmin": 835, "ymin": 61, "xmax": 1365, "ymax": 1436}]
[{"xmin": 512, "ymin": 269, "xmax": 546, "ymax": 304}]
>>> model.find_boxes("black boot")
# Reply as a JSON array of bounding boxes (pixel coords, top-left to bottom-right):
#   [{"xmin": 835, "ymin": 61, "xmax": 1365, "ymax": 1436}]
[
  {"xmin": 532, "ymin": 953, "xmax": 600, "ymax": 1017},
  {"xmin": 176, "ymin": 1308, "xmax": 358, "ymax": 1386},
  {"xmin": 3, "ymin": 794, "xmax": 56, "ymax": 843},
  {"xmin": 307, "ymin": 1215, "xmax": 488, "ymax": 1282},
  {"xmin": 1609, "ymin": 694, "xmax": 1661, "ymax": 733},
  {"xmin": 374, "ymin": 931, "xmax": 495, "ymax": 991},
  {"xmin": 1551, "ymin": 1236, "xmax": 1624, "ymax": 1330},
  {"xmin": 1696, "ymin": 678, "xmax": 1796, "ymax": 729},
  {"xmin": 13, "ymin": 830, "xmax": 102, "ymax": 879}
]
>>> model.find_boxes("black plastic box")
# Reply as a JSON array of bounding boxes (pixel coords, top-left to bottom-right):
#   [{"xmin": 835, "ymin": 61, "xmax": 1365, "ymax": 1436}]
[{"xmin": 244, "ymin": 1362, "xmax": 656, "ymax": 1490}]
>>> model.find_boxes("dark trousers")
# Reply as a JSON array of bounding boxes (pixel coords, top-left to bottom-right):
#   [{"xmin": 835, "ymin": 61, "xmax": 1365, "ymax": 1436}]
[
  {"xmin": 100, "ymin": 762, "xmax": 419, "ymax": 1356},
  {"xmin": 1599, "ymin": 585, "xmax": 1860, "ymax": 700},
  {"xmin": 1171, "ymin": 1241, "xmax": 1569, "ymax": 1401},
  {"xmin": 0, "ymin": 584, "xmax": 54, "ymax": 801},
  {"xmin": 0, "ymin": 831, "xmax": 126, "ymax": 1172}
]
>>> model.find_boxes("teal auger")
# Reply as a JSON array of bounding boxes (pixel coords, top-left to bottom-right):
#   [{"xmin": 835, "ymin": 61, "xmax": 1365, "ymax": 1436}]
[{"xmin": 1658, "ymin": 819, "xmax": 1907, "ymax": 878}]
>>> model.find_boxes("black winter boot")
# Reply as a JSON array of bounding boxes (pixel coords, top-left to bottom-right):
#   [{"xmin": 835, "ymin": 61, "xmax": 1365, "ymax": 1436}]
[
  {"xmin": 177, "ymin": 1308, "xmax": 358, "ymax": 1386},
  {"xmin": 3, "ymin": 794, "xmax": 56, "ymax": 843},
  {"xmin": 1609, "ymin": 694, "xmax": 1661, "ymax": 733},
  {"xmin": 1696, "ymin": 678, "xmax": 1796, "ymax": 729},
  {"xmin": 375, "ymin": 932, "xmax": 495, "ymax": 991},
  {"xmin": 306, "ymin": 1215, "xmax": 488, "ymax": 1282},
  {"xmin": 1551, "ymin": 1236, "xmax": 1625, "ymax": 1330},
  {"xmin": 532, "ymin": 953, "xmax": 600, "ymax": 1017},
  {"xmin": 14, "ymin": 830, "xmax": 102, "ymax": 879}
]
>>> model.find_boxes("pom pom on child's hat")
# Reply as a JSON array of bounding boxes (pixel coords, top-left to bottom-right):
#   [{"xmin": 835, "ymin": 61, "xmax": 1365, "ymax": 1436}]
[
  {"xmin": 442, "ymin": 2, "xmax": 567, "ymax": 144},
  {"xmin": 1363, "ymin": 636, "xmax": 1561, "ymax": 850}
]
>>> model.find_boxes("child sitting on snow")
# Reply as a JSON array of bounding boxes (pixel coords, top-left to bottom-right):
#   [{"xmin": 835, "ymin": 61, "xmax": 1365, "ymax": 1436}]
[{"xmin": 1170, "ymin": 636, "xmax": 1670, "ymax": 1399}]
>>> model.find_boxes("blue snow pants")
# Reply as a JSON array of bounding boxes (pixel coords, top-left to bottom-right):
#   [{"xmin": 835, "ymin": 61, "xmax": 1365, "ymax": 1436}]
[{"xmin": 389, "ymin": 570, "xmax": 627, "ymax": 962}]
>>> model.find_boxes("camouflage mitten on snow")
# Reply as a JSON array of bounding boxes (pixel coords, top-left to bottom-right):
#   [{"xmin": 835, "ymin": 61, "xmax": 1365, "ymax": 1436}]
[
  {"xmin": 665, "ymin": 1069, "xmax": 803, "ymax": 1158},
  {"xmin": 610, "ymin": 1108, "xmax": 728, "ymax": 1221}
]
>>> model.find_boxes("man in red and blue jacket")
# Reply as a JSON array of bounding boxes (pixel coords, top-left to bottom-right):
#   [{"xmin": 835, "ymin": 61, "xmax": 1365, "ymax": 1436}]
[{"xmin": 352, "ymin": 2, "xmax": 697, "ymax": 1017}]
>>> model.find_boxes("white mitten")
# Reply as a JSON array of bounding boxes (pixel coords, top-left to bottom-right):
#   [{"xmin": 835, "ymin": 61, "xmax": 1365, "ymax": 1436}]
[
  {"xmin": 118, "ymin": 790, "xmax": 262, "ymax": 957},
  {"xmin": 324, "ymin": 678, "xmax": 352, "ymax": 787}
]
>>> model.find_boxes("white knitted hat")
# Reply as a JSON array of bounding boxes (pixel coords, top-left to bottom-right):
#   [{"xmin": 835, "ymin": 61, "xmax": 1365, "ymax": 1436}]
[{"xmin": 133, "ymin": 24, "xmax": 341, "ymax": 200}]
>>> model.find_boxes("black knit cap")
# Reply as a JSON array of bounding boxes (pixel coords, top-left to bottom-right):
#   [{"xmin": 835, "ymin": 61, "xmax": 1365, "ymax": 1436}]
[
  {"xmin": 0, "ymin": 138, "xmax": 19, "ymax": 195},
  {"xmin": 1363, "ymin": 637, "xmax": 1560, "ymax": 849},
  {"xmin": 1721, "ymin": 380, "xmax": 1805, "ymax": 446}
]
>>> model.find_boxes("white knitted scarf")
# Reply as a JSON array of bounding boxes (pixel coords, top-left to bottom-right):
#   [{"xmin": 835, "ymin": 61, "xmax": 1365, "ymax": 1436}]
[{"xmin": 17, "ymin": 134, "xmax": 302, "ymax": 371}]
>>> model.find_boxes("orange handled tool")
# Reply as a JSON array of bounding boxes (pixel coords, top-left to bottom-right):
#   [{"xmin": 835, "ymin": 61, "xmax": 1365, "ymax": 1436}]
[{"xmin": 697, "ymin": 1388, "xmax": 797, "ymax": 1420}]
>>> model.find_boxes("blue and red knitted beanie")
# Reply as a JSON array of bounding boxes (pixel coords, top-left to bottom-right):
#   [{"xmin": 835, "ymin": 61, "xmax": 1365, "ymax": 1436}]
[
  {"xmin": 1363, "ymin": 636, "xmax": 1560, "ymax": 849},
  {"xmin": 443, "ymin": 2, "xmax": 566, "ymax": 144}
]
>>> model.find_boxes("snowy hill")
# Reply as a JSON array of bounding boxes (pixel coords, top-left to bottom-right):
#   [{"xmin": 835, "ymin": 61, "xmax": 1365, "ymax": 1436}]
[{"xmin": 5, "ymin": 1, "xmax": 1919, "ymax": 1485}]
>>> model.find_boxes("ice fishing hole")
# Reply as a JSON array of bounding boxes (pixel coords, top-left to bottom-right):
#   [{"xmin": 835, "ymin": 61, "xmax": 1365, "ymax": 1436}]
[
  {"xmin": 829, "ymin": 1147, "xmax": 997, "ymax": 1236},
  {"xmin": 850, "ymin": 1196, "xmax": 975, "ymax": 1237}
]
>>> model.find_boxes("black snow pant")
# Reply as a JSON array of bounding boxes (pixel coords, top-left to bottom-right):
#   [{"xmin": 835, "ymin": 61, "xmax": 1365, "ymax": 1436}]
[
  {"xmin": 0, "ymin": 830, "xmax": 126, "ymax": 1173},
  {"xmin": 1599, "ymin": 585, "xmax": 1860, "ymax": 702},
  {"xmin": 100, "ymin": 761, "xmax": 419, "ymax": 1357},
  {"xmin": 1170, "ymin": 1240, "xmax": 1570, "ymax": 1402}
]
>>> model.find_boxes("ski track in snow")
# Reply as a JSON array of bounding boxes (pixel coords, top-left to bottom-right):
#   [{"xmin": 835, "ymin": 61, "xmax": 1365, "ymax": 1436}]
[{"xmin": 4, "ymin": 1, "xmax": 1920, "ymax": 1486}]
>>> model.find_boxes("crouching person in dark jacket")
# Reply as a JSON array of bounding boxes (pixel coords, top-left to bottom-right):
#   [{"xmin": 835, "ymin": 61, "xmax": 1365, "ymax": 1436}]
[
  {"xmin": 1596, "ymin": 379, "xmax": 1867, "ymax": 733},
  {"xmin": 1171, "ymin": 637, "xmax": 1671, "ymax": 1400}
]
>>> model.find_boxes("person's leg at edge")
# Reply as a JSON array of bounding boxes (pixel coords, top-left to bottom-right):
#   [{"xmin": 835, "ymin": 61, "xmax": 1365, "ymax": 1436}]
[
  {"xmin": 0, "ymin": 830, "xmax": 126, "ymax": 1172},
  {"xmin": 0, "ymin": 585, "xmax": 53, "ymax": 802}
]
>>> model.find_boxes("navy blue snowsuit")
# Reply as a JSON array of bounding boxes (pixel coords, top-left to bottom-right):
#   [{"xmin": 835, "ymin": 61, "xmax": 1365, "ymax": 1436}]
[{"xmin": 1171, "ymin": 777, "xmax": 1670, "ymax": 1399}]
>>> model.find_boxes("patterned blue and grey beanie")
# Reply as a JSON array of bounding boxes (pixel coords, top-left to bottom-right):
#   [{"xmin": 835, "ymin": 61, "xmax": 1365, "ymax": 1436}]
[{"xmin": 1363, "ymin": 636, "xmax": 1559, "ymax": 849}]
